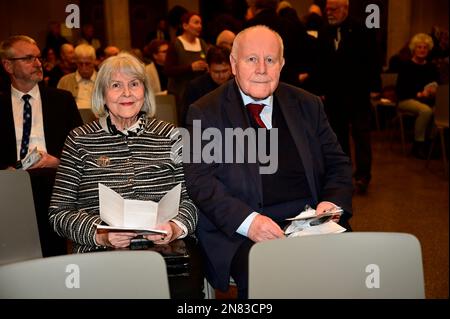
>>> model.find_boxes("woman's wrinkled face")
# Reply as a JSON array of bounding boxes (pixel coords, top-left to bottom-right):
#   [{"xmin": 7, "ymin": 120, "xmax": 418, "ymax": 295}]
[{"xmin": 105, "ymin": 72, "xmax": 144, "ymax": 127}]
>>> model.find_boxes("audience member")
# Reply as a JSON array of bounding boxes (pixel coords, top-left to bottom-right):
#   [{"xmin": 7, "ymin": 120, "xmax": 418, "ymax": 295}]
[
  {"xmin": 47, "ymin": 43, "xmax": 76, "ymax": 87},
  {"xmin": 182, "ymin": 45, "xmax": 232, "ymax": 126},
  {"xmin": 303, "ymin": 4, "xmax": 325, "ymax": 39},
  {"xmin": 104, "ymin": 45, "xmax": 120, "ymax": 59},
  {"xmin": 0, "ymin": 35, "xmax": 82, "ymax": 256},
  {"xmin": 145, "ymin": 39, "xmax": 169, "ymax": 94},
  {"xmin": 57, "ymin": 44, "xmax": 97, "ymax": 109},
  {"xmin": 79, "ymin": 23, "xmax": 102, "ymax": 51},
  {"xmin": 146, "ymin": 18, "xmax": 171, "ymax": 43},
  {"xmin": 215, "ymin": 30, "xmax": 236, "ymax": 50},
  {"xmin": 316, "ymin": 0, "xmax": 381, "ymax": 194},
  {"xmin": 396, "ymin": 33, "xmax": 440, "ymax": 159},
  {"xmin": 183, "ymin": 26, "xmax": 352, "ymax": 299},
  {"xmin": 48, "ymin": 52, "xmax": 198, "ymax": 253},
  {"xmin": 44, "ymin": 21, "xmax": 69, "ymax": 58},
  {"xmin": 165, "ymin": 12, "xmax": 208, "ymax": 123},
  {"xmin": 42, "ymin": 47, "xmax": 58, "ymax": 86}
]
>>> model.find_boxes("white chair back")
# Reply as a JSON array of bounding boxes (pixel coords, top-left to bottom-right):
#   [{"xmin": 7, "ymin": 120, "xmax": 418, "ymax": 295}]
[
  {"xmin": 0, "ymin": 250, "xmax": 170, "ymax": 299},
  {"xmin": 249, "ymin": 232, "xmax": 425, "ymax": 299},
  {"xmin": 0, "ymin": 170, "xmax": 42, "ymax": 265}
]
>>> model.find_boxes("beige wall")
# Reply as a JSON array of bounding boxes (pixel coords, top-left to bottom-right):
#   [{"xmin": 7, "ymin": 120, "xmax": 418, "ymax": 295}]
[
  {"xmin": 168, "ymin": 0, "xmax": 198, "ymax": 12},
  {"xmin": 0, "ymin": 0, "xmax": 80, "ymax": 48},
  {"xmin": 388, "ymin": 0, "xmax": 448, "ymax": 63}
]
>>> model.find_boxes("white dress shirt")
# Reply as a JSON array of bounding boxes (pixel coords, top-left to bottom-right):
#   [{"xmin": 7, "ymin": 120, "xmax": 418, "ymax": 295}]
[{"xmin": 11, "ymin": 84, "xmax": 47, "ymax": 160}]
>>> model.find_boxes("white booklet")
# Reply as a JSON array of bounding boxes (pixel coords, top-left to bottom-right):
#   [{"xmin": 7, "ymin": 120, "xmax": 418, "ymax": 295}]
[
  {"xmin": 96, "ymin": 183, "xmax": 181, "ymax": 235},
  {"xmin": 284, "ymin": 206, "xmax": 346, "ymax": 237}
]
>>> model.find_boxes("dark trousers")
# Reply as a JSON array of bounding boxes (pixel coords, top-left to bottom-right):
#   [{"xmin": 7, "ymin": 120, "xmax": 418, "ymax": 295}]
[{"xmin": 326, "ymin": 102, "xmax": 372, "ymax": 182}]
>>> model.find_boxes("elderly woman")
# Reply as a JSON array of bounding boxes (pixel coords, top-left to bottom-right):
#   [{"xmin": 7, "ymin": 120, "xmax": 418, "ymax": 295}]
[
  {"xmin": 49, "ymin": 52, "xmax": 198, "ymax": 253},
  {"xmin": 396, "ymin": 33, "xmax": 440, "ymax": 159}
]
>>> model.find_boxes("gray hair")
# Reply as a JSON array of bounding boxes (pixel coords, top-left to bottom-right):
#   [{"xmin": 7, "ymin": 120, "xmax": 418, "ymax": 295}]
[
  {"xmin": 91, "ymin": 52, "xmax": 155, "ymax": 117},
  {"xmin": 74, "ymin": 43, "xmax": 96, "ymax": 60},
  {"xmin": 231, "ymin": 25, "xmax": 284, "ymax": 60},
  {"xmin": 0, "ymin": 35, "xmax": 37, "ymax": 59},
  {"xmin": 409, "ymin": 33, "xmax": 434, "ymax": 52}
]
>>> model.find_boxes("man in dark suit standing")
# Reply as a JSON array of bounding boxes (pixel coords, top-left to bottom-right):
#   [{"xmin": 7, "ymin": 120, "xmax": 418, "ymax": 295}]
[
  {"xmin": 316, "ymin": 0, "xmax": 381, "ymax": 194},
  {"xmin": 0, "ymin": 35, "xmax": 82, "ymax": 256},
  {"xmin": 183, "ymin": 26, "xmax": 352, "ymax": 298}
]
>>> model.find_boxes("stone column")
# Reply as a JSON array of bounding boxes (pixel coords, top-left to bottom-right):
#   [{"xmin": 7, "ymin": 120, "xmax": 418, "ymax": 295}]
[
  {"xmin": 104, "ymin": 0, "xmax": 131, "ymax": 50},
  {"xmin": 387, "ymin": 0, "xmax": 412, "ymax": 66}
]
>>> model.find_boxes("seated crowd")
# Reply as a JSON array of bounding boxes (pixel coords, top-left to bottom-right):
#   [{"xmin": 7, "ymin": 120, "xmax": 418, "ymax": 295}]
[{"xmin": 0, "ymin": 0, "xmax": 448, "ymax": 299}]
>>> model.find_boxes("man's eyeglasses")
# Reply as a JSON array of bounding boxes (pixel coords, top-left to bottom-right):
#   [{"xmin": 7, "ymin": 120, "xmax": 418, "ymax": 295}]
[{"xmin": 7, "ymin": 55, "xmax": 42, "ymax": 64}]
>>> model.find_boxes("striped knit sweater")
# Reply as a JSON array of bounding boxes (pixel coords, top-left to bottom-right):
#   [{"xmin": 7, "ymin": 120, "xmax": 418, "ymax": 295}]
[{"xmin": 48, "ymin": 117, "xmax": 198, "ymax": 253}]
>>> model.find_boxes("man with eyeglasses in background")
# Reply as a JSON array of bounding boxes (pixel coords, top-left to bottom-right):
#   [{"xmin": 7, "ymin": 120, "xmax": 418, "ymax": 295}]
[{"xmin": 0, "ymin": 35, "xmax": 82, "ymax": 257}]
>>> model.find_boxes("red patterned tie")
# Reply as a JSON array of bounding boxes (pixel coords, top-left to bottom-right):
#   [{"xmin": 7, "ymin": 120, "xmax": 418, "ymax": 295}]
[{"xmin": 246, "ymin": 103, "xmax": 266, "ymax": 128}]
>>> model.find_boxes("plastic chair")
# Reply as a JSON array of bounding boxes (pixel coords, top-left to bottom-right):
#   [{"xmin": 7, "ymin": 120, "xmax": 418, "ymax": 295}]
[
  {"xmin": 426, "ymin": 84, "xmax": 449, "ymax": 176},
  {"xmin": 0, "ymin": 250, "xmax": 170, "ymax": 299},
  {"xmin": 248, "ymin": 232, "xmax": 425, "ymax": 299},
  {"xmin": 0, "ymin": 170, "xmax": 42, "ymax": 266},
  {"xmin": 155, "ymin": 94, "xmax": 178, "ymax": 126},
  {"xmin": 371, "ymin": 73, "xmax": 398, "ymax": 131}
]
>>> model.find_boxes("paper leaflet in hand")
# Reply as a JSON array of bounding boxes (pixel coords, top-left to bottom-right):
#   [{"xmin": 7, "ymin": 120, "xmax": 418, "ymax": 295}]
[
  {"xmin": 96, "ymin": 183, "xmax": 181, "ymax": 235},
  {"xmin": 21, "ymin": 147, "xmax": 42, "ymax": 170},
  {"xmin": 284, "ymin": 205, "xmax": 346, "ymax": 237}
]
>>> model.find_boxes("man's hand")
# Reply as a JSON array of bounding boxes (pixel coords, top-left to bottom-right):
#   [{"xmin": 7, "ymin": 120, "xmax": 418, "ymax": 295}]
[
  {"xmin": 316, "ymin": 201, "xmax": 341, "ymax": 222},
  {"xmin": 247, "ymin": 214, "xmax": 285, "ymax": 242},
  {"xmin": 95, "ymin": 232, "xmax": 137, "ymax": 248},
  {"xmin": 29, "ymin": 151, "xmax": 60, "ymax": 169}
]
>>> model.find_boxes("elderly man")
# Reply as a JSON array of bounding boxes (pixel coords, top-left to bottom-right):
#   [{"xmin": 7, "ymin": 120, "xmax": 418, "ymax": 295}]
[
  {"xmin": 183, "ymin": 26, "xmax": 352, "ymax": 298},
  {"xmin": 0, "ymin": 35, "xmax": 82, "ymax": 256},
  {"xmin": 317, "ymin": 0, "xmax": 381, "ymax": 194},
  {"xmin": 57, "ymin": 44, "xmax": 97, "ymax": 109}
]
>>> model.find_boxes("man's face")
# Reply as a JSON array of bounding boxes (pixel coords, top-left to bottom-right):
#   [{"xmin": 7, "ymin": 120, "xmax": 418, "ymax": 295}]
[
  {"xmin": 230, "ymin": 28, "xmax": 284, "ymax": 100},
  {"xmin": 209, "ymin": 62, "xmax": 232, "ymax": 85},
  {"xmin": 153, "ymin": 44, "xmax": 168, "ymax": 65},
  {"xmin": 326, "ymin": 0, "xmax": 348, "ymax": 26},
  {"xmin": 2, "ymin": 40, "xmax": 43, "ymax": 86},
  {"xmin": 76, "ymin": 56, "xmax": 95, "ymax": 79}
]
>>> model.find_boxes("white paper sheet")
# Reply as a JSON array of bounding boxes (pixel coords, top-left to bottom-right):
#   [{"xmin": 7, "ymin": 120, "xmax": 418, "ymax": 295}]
[{"xmin": 98, "ymin": 183, "xmax": 181, "ymax": 233}]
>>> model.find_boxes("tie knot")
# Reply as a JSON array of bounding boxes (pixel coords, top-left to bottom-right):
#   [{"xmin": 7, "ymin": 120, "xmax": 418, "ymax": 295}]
[
  {"xmin": 22, "ymin": 94, "xmax": 31, "ymax": 102},
  {"xmin": 247, "ymin": 103, "xmax": 264, "ymax": 115}
]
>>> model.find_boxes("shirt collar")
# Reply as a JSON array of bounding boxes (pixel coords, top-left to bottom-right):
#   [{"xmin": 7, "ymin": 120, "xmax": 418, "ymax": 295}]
[
  {"xmin": 11, "ymin": 83, "xmax": 40, "ymax": 101},
  {"xmin": 238, "ymin": 87, "xmax": 273, "ymax": 108},
  {"xmin": 75, "ymin": 70, "xmax": 97, "ymax": 83}
]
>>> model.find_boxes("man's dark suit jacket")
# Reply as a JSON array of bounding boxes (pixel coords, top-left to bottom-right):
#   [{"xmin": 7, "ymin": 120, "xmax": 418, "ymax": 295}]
[
  {"xmin": 0, "ymin": 83, "xmax": 82, "ymax": 169},
  {"xmin": 0, "ymin": 83, "xmax": 82, "ymax": 257},
  {"xmin": 183, "ymin": 80, "xmax": 353, "ymax": 290}
]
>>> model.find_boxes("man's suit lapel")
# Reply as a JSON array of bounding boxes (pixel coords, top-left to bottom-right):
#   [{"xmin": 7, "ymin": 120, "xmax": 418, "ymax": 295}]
[
  {"xmin": 0, "ymin": 91, "xmax": 19, "ymax": 166},
  {"xmin": 275, "ymin": 87, "xmax": 319, "ymax": 202},
  {"xmin": 39, "ymin": 84, "xmax": 52, "ymax": 153},
  {"xmin": 224, "ymin": 81, "xmax": 262, "ymax": 201}
]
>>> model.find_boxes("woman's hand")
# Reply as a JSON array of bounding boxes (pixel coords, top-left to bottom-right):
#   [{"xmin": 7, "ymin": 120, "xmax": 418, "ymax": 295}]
[
  {"xmin": 144, "ymin": 221, "xmax": 183, "ymax": 245},
  {"xmin": 95, "ymin": 232, "xmax": 137, "ymax": 248},
  {"xmin": 191, "ymin": 60, "xmax": 208, "ymax": 72}
]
